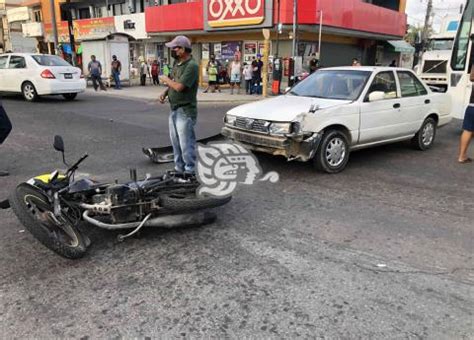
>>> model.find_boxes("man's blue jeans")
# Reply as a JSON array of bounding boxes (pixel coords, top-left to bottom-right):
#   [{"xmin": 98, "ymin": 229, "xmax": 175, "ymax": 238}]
[
  {"xmin": 112, "ymin": 71, "xmax": 121, "ymax": 89},
  {"xmin": 169, "ymin": 108, "xmax": 196, "ymax": 174}
]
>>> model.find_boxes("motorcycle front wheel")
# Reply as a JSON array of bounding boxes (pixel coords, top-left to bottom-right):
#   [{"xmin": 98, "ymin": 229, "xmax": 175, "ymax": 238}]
[{"xmin": 9, "ymin": 183, "xmax": 88, "ymax": 259}]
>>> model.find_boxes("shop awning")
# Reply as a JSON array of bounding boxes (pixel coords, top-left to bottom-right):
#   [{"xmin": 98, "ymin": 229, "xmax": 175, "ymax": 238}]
[{"xmin": 387, "ymin": 40, "xmax": 415, "ymax": 53}]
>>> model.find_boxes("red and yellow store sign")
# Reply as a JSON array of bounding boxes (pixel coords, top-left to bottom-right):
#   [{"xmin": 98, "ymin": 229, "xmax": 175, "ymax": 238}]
[
  {"xmin": 206, "ymin": 0, "xmax": 270, "ymax": 29},
  {"xmin": 44, "ymin": 17, "xmax": 115, "ymax": 42}
]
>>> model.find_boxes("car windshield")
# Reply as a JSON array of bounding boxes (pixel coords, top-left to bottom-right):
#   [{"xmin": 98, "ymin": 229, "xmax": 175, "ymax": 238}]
[
  {"xmin": 289, "ymin": 70, "xmax": 371, "ymax": 100},
  {"xmin": 32, "ymin": 55, "xmax": 71, "ymax": 67},
  {"xmin": 429, "ymin": 39, "xmax": 454, "ymax": 51}
]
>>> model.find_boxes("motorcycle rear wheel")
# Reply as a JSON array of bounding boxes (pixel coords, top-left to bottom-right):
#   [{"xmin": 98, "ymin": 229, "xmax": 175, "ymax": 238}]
[
  {"xmin": 159, "ymin": 190, "xmax": 231, "ymax": 212},
  {"xmin": 9, "ymin": 184, "xmax": 87, "ymax": 259}
]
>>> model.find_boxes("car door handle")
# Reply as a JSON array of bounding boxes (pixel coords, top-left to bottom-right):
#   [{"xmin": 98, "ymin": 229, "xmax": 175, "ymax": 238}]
[
  {"xmin": 425, "ymin": 99, "xmax": 430, "ymax": 104},
  {"xmin": 393, "ymin": 103, "xmax": 401, "ymax": 109}
]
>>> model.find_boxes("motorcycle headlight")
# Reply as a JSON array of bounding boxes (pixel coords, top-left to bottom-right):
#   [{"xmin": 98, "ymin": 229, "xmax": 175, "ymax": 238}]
[
  {"xmin": 269, "ymin": 122, "xmax": 292, "ymax": 135},
  {"xmin": 225, "ymin": 114, "xmax": 237, "ymax": 125}
]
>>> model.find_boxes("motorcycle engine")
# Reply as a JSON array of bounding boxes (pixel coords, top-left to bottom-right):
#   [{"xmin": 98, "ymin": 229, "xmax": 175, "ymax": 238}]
[{"xmin": 90, "ymin": 185, "xmax": 141, "ymax": 223}]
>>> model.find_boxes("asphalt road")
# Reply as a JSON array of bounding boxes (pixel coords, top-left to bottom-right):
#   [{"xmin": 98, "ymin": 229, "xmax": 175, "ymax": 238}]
[{"xmin": 0, "ymin": 92, "xmax": 473, "ymax": 338}]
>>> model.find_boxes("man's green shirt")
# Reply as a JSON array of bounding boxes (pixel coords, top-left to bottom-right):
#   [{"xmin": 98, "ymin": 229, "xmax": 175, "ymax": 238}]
[{"xmin": 168, "ymin": 57, "xmax": 199, "ymax": 118}]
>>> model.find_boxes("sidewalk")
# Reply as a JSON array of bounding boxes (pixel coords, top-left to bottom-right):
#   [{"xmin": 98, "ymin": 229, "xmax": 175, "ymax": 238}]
[{"xmin": 85, "ymin": 84, "xmax": 264, "ymax": 103}]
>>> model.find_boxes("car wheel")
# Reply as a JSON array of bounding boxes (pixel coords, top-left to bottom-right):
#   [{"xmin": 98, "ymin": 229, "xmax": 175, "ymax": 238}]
[
  {"xmin": 22, "ymin": 82, "xmax": 38, "ymax": 102},
  {"xmin": 314, "ymin": 130, "xmax": 350, "ymax": 173},
  {"xmin": 412, "ymin": 117, "xmax": 437, "ymax": 151},
  {"xmin": 62, "ymin": 93, "xmax": 77, "ymax": 101}
]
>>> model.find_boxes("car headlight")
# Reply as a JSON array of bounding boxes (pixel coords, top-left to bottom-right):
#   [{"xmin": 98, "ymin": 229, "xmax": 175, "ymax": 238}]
[
  {"xmin": 225, "ymin": 114, "xmax": 237, "ymax": 125},
  {"xmin": 269, "ymin": 122, "xmax": 292, "ymax": 135}
]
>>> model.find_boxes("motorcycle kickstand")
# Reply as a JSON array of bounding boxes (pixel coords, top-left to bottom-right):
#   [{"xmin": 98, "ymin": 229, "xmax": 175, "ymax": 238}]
[{"xmin": 117, "ymin": 213, "xmax": 152, "ymax": 242}]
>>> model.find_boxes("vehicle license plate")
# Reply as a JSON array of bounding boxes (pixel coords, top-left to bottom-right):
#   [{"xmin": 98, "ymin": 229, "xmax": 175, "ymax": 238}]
[{"xmin": 64, "ymin": 74, "xmax": 73, "ymax": 79}]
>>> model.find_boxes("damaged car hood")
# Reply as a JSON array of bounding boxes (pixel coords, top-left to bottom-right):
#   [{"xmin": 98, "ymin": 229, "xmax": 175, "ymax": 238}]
[{"xmin": 227, "ymin": 95, "xmax": 352, "ymax": 122}]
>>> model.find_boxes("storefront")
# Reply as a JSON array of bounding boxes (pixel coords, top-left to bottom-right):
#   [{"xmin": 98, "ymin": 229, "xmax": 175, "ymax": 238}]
[
  {"xmin": 145, "ymin": 0, "xmax": 407, "ymax": 86},
  {"xmin": 114, "ymin": 12, "xmax": 166, "ymax": 76},
  {"xmin": 44, "ymin": 17, "xmax": 116, "ymax": 69}
]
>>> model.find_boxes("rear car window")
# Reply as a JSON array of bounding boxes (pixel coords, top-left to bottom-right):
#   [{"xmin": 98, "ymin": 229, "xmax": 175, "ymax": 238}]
[
  {"xmin": 0, "ymin": 56, "xmax": 8, "ymax": 69},
  {"xmin": 32, "ymin": 55, "xmax": 71, "ymax": 67},
  {"xmin": 8, "ymin": 56, "xmax": 26, "ymax": 69}
]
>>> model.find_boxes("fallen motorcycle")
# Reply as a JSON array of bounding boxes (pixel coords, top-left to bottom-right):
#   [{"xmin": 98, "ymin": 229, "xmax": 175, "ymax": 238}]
[{"xmin": 1, "ymin": 136, "xmax": 231, "ymax": 259}]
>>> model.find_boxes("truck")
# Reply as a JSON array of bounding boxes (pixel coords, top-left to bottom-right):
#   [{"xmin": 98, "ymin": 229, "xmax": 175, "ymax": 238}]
[{"xmin": 416, "ymin": 15, "xmax": 460, "ymax": 92}]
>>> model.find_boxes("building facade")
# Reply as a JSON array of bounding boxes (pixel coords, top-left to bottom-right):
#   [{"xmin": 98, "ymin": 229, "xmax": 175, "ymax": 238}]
[{"xmin": 11, "ymin": 0, "xmax": 409, "ymax": 84}]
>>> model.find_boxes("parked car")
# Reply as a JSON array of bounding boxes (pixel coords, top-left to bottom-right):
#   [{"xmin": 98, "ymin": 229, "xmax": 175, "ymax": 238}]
[
  {"xmin": 0, "ymin": 53, "xmax": 86, "ymax": 102},
  {"xmin": 222, "ymin": 67, "xmax": 452, "ymax": 173}
]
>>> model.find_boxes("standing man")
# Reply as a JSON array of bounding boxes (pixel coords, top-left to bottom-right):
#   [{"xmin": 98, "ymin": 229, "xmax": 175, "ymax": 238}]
[
  {"xmin": 309, "ymin": 53, "xmax": 319, "ymax": 74},
  {"xmin": 111, "ymin": 55, "xmax": 122, "ymax": 90},
  {"xmin": 139, "ymin": 57, "xmax": 149, "ymax": 86},
  {"xmin": 252, "ymin": 54, "xmax": 264, "ymax": 95},
  {"xmin": 229, "ymin": 52, "xmax": 242, "ymax": 95},
  {"xmin": 151, "ymin": 60, "xmax": 160, "ymax": 85},
  {"xmin": 0, "ymin": 97, "xmax": 12, "ymax": 177},
  {"xmin": 158, "ymin": 35, "xmax": 199, "ymax": 176},
  {"xmin": 88, "ymin": 55, "xmax": 107, "ymax": 91}
]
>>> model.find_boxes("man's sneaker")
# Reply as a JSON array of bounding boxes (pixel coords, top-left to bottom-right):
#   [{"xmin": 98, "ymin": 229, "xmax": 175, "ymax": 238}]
[{"xmin": 0, "ymin": 170, "xmax": 9, "ymax": 177}]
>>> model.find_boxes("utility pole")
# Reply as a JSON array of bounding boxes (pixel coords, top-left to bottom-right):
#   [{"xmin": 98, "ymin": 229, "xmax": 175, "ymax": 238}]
[
  {"xmin": 49, "ymin": 0, "xmax": 59, "ymax": 54},
  {"xmin": 291, "ymin": 0, "xmax": 297, "ymax": 57},
  {"xmin": 275, "ymin": 0, "xmax": 280, "ymax": 57},
  {"xmin": 65, "ymin": 0, "xmax": 76, "ymax": 66},
  {"xmin": 421, "ymin": 0, "xmax": 433, "ymax": 52},
  {"xmin": 318, "ymin": 10, "xmax": 323, "ymax": 62}
]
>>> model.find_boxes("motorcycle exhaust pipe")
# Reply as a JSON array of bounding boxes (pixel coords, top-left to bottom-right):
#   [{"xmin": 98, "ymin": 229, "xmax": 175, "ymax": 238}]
[{"xmin": 82, "ymin": 210, "xmax": 216, "ymax": 230}]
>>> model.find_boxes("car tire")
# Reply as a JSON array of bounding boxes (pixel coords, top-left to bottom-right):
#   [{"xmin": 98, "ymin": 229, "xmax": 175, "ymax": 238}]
[
  {"xmin": 22, "ymin": 82, "xmax": 38, "ymax": 102},
  {"xmin": 63, "ymin": 93, "xmax": 77, "ymax": 101},
  {"xmin": 411, "ymin": 117, "xmax": 437, "ymax": 151},
  {"xmin": 314, "ymin": 130, "xmax": 350, "ymax": 174}
]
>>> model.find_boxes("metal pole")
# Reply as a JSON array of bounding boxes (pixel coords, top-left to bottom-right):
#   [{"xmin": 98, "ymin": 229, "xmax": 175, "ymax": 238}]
[
  {"xmin": 276, "ymin": 0, "xmax": 280, "ymax": 57},
  {"xmin": 49, "ymin": 0, "xmax": 59, "ymax": 54},
  {"xmin": 318, "ymin": 10, "xmax": 322, "ymax": 61},
  {"xmin": 292, "ymin": 0, "xmax": 297, "ymax": 57},
  {"xmin": 105, "ymin": 0, "xmax": 110, "ymax": 17},
  {"xmin": 65, "ymin": 1, "xmax": 76, "ymax": 66}
]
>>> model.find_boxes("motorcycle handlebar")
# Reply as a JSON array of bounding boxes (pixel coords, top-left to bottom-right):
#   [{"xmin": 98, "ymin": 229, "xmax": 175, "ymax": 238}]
[{"xmin": 67, "ymin": 153, "xmax": 88, "ymax": 176}]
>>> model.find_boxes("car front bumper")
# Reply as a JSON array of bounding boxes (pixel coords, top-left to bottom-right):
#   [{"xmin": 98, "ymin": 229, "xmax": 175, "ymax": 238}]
[{"xmin": 221, "ymin": 126, "xmax": 322, "ymax": 162}]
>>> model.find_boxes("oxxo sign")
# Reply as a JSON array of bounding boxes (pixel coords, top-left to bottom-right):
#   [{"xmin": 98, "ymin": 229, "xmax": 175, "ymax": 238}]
[{"xmin": 207, "ymin": 0, "xmax": 267, "ymax": 28}]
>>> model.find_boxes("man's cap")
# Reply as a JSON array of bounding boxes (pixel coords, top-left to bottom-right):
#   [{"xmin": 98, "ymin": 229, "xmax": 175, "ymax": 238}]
[
  {"xmin": 165, "ymin": 35, "xmax": 192, "ymax": 49},
  {"xmin": 256, "ymin": 53, "xmax": 262, "ymax": 57}
]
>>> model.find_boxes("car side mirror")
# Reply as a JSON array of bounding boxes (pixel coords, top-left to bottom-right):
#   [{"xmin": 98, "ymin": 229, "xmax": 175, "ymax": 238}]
[
  {"xmin": 53, "ymin": 135, "xmax": 65, "ymax": 152},
  {"xmin": 368, "ymin": 91, "xmax": 385, "ymax": 102}
]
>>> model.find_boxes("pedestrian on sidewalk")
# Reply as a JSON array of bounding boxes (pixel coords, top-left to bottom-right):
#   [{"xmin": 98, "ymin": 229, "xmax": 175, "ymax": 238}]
[
  {"xmin": 243, "ymin": 62, "xmax": 253, "ymax": 94},
  {"xmin": 251, "ymin": 54, "xmax": 263, "ymax": 95},
  {"xmin": 229, "ymin": 53, "xmax": 242, "ymax": 95},
  {"xmin": 0, "ymin": 97, "xmax": 12, "ymax": 177},
  {"xmin": 88, "ymin": 55, "xmax": 107, "ymax": 91},
  {"xmin": 204, "ymin": 54, "xmax": 221, "ymax": 93},
  {"xmin": 151, "ymin": 60, "xmax": 160, "ymax": 85},
  {"xmin": 309, "ymin": 53, "xmax": 319, "ymax": 74},
  {"xmin": 158, "ymin": 35, "xmax": 199, "ymax": 176},
  {"xmin": 139, "ymin": 57, "xmax": 149, "ymax": 86},
  {"xmin": 458, "ymin": 65, "xmax": 474, "ymax": 164},
  {"xmin": 111, "ymin": 55, "xmax": 122, "ymax": 90}
]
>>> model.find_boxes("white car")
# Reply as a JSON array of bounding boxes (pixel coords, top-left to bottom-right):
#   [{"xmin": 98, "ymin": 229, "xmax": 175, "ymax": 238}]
[
  {"xmin": 222, "ymin": 67, "xmax": 452, "ymax": 173},
  {"xmin": 0, "ymin": 53, "xmax": 86, "ymax": 101}
]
